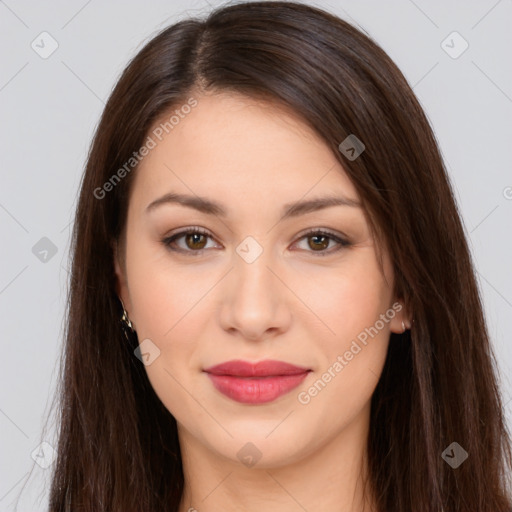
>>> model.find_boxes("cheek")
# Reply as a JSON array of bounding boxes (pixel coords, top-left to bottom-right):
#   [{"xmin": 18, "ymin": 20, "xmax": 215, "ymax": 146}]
[
  {"xmin": 291, "ymin": 250, "xmax": 393, "ymax": 405},
  {"xmin": 126, "ymin": 238, "xmax": 211, "ymax": 339},
  {"xmin": 295, "ymin": 288, "xmax": 391, "ymax": 432},
  {"xmin": 291, "ymin": 249, "xmax": 393, "ymax": 344},
  {"xmin": 125, "ymin": 247, "xmax": 209, "ymax": 418}
]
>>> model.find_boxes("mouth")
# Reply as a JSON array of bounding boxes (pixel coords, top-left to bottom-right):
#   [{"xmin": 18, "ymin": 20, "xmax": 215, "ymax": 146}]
[{"xmin": 203, "ymin": 359, "xmax": 312, "ymax": 404}]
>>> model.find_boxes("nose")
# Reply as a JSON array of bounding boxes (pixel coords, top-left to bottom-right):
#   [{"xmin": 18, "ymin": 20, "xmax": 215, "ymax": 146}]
[{"xmin": 219, "ymin": 243, "xmax": 292, "ymax": 341}]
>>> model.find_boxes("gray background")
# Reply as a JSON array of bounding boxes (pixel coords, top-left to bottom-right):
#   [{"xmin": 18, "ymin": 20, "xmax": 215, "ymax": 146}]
[{"xmin": 1, "ymin": 0, "xmax": 511, "ymax": 510}]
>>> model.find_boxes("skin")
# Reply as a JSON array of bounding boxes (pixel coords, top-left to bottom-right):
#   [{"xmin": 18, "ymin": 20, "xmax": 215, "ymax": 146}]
[{"xmin": 114, "ymin": 91, "xmax": 411, "ymax": 512}]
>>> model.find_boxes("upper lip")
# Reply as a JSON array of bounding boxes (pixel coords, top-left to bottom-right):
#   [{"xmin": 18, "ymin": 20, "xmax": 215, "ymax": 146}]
[{"xmin": 203, "ymin": 359, "xmax": 311, "ymax": 377}]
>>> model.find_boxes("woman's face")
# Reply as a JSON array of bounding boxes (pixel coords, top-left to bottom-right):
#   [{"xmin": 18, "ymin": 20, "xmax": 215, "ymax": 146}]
[{"xmin": 114, "ymin": 91, "xmax": 406, "ymax": 468}]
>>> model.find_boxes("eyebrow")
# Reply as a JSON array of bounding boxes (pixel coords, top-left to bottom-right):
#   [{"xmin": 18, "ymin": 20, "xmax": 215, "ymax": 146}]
[{"xmin": 145, "ymin": 192, "xmax": 361, "ymax": 221}]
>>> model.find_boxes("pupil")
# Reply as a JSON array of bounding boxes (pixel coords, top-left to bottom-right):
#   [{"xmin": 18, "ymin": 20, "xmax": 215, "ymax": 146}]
[
  {"xmin": 310, "ymin": 235, "xmax": 328, "ymax": 250},
  {"xmin": 187, "ymin": 233, "xmax": 206, "ymax": 249}
]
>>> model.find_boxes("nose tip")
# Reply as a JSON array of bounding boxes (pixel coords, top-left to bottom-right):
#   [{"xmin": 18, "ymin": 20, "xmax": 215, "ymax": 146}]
[{"xmin": 219, "ymin": 252, "xmax": 292, "ymax": 341}]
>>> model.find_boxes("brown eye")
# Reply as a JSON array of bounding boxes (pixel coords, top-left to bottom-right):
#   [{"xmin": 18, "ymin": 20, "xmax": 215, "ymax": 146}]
[
  {"xmin": 307, "ymin": 234, "xmax": 330, "ymax": 251},
  {"xmin": 294, "ymin": 229, "xmax": 350, "ymax": 256},
  {"xmin": 162, "ymin": 227, "xmax": 216, "ymax": 255},
  {"xmin": 184, "ymin": 232, "xmax": 207, "ymax": 250}
]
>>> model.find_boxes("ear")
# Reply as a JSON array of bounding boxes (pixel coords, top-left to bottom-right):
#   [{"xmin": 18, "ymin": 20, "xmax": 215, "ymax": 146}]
[
  {"xmin": 112, "ymin": 238, "xmax": 131, "ymax": 313},
  {"xmin": 389, "ymin": 300, "xmax": 413, "ymax": 334}
]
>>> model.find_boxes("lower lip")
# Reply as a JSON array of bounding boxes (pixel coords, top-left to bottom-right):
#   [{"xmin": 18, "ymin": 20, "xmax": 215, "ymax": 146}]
[{"xmin": 205, "ymin": 372, "xmax": 309, "ymax": 404}]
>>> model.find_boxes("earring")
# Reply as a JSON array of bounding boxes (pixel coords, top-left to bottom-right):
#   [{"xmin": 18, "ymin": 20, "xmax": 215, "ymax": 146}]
[
  {"xmin": 401, "ymin": 319, "xmax": 413, "ymax": 333},
  {"xmin": 119, "ymin": 297, "xmax": 136, "ymax": 339}
]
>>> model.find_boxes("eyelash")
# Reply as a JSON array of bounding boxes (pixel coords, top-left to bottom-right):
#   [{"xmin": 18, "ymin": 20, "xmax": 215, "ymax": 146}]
[{"xmin": 161, "ymin": 226, "xmax": 351, "ymax": 257}]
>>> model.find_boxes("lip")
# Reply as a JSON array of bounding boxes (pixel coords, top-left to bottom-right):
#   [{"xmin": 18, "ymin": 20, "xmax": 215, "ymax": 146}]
[{"xmin": 203, "ymin": 359, "xmax": 311, "ymax": 404}]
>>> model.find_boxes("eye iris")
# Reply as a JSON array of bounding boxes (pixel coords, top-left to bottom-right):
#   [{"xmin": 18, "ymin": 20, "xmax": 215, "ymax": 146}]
[
  {"xmin": 186, "ymin": 232, "xmax": 207, "ymax": 250},
  {"xmin": 308, "ymin": 234, "xmax": 329, "ymax": 251}
]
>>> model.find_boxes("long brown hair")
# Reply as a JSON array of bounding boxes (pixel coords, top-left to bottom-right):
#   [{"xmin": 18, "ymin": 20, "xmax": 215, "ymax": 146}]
[{"xmin": 35, "ymin": 1, "xmax": 512, "ymax": 510}]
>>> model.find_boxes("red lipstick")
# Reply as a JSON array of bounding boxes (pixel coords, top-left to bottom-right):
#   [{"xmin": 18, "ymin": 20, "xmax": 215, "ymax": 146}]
[{"xmin": 203, "ymin": 359, "xmax": 311, "ymax": 404}]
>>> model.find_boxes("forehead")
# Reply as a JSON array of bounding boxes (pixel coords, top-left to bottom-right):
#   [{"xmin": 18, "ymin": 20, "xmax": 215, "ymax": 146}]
[{"xmin": 129, "ymin": 92, "xmax": 359, "ymax": 212}]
